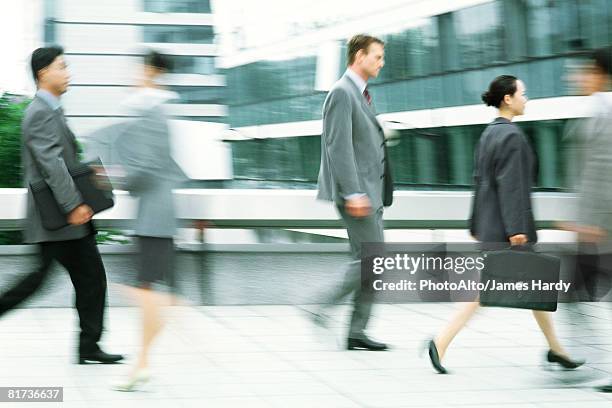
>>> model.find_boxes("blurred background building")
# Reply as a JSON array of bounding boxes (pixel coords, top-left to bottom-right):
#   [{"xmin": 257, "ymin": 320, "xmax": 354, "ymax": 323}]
[
  {"xmin": 221, "ymin": 0, "xmax": 612, "ymax": 192},
  {"xmin": 5, "ymin": 0, "xmax": 611, "ymax": 192},
  {"xmin": 42, "ymin": 0, "xmax": 231, "ymax": 180}
]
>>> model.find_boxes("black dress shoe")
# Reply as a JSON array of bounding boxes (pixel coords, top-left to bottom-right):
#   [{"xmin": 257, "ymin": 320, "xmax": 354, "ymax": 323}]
[
  {"xmin": 427, "ymin": 340, "xmax": 447, "ymax": 374},
  {"xmin": 546, "ymin": 350, "xmax": 585, "ymax": 370},
  {"xmin": 347, "ymin": 336, "xmax": 388, "ymax": 351},
  {"xmin": 596, "ymin": 383, "xmax": 612, "ymax": 393},
  {"xmin": 78, "ymin": 350, "xmax": 124, "ymax": 365}
]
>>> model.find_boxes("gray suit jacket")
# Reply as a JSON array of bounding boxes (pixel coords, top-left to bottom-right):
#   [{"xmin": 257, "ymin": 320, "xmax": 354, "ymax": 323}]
[
  {"xmin": 567, "ymin": 106, "xmax": 612, "ymax": 235},
  {"xmin": 317, "ymin": 74, "xmax": 393, "ymax": 210},
  {"xmin": 21, "ymin": 96, "xmax": 91, "ymax": 243},
  {"xmin": 469, "ymin": 117, "xmax": 537, "ymax": 244},
  {"xmin": 115, "ymin": 105, "xmax": 187, "ymax": 238}
]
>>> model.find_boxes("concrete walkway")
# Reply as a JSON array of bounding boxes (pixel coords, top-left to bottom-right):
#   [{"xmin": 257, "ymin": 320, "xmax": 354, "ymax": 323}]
[{"xmin": 0, "ymin": 302, "xmax": 611, "ymax": 407}]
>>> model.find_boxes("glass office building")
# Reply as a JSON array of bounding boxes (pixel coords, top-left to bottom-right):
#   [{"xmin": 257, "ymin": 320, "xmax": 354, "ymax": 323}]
[{"xmin": 225, "ymin": 0, "xmax": 612, "ymax": 191}]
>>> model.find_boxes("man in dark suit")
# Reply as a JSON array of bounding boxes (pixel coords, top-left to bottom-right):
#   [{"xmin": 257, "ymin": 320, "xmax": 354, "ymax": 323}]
[
  {"xmin": 314, "ymin": 34, "xmax": 393, "ymax": 351},
  {"xmin": 0, "ymin": 46, "xmax": 123, "ymax": 364}
]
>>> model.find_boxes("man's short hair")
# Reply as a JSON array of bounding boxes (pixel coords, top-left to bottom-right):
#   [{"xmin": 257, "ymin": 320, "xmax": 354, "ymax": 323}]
[
  {"xmin": 592, "ymin": 46, "xmax": 612, "ymax": 77},
  {"xmin": 346, "ymin": 34, "xmax": 384, "ymax": 66},
  {"xmin": 31, "ymin": 46, "xmax": 64, "ymax": 82},
  {"xmin": 144, "ymin": 50, "xmax": 172, "ymax": 72}
]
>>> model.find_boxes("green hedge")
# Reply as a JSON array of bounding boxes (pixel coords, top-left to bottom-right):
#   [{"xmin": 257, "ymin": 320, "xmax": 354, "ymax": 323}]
[
  {"xmin": 0, "ymin": 95, "xmax": 27, "ymax": 244},
  {"xmin": 0, "ymin": 95, "xmax": 27, "ymax": 188}
]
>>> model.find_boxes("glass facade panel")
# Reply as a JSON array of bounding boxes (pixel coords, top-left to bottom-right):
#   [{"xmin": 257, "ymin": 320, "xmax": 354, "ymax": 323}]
[
  {"xmin": 167, "ymin": 86, "xmax": 225, "ymax": 104},
  {"xmin": 526, "ymin": 0, "xmax": 556, "ymax": 57},
  {"xmin": 167, "ymin": 56, "xmax": 217, "ymax": 75},
  {"xmin": 376, "ymin": 19, "xmax": 440, "ymax": 82},
  {"xmin": 143, "ymin": 0, "xmax": 211, "ymax": 13},
  {"xmin": 454, "ymin": 1, "xmax": 505, "ymax": 69},
  {"xmin": 225, "ymin": 0, "xmax": 612, "ymax": 128},
  {"xmin": 227, "ymin": 120, "xmax": 571, "ymax": 190},
  {"xmin": 578, "ymin": 0, "xmax": 612, "ymax": 48},
  {"xmin": 143, "ymin": 25, "xmax": 214, "ymax": 44}
]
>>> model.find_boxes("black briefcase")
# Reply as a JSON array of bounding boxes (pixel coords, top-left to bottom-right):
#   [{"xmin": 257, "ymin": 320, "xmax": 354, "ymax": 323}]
[
  {"xmin": 479, "ymin": 248, "xmax": 560, "ymax": 311},
  {"xmin": 30, "ymin": 158, "xmax": 115, "ymax": 231}
]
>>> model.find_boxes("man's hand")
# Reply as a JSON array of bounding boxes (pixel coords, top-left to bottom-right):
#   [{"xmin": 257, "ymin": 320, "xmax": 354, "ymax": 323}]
[
  {"xmin": 509, "ymin": 234, "xmax": 528, "ymax": 246},
  {"xmin": 577, "ymin": 225, "xmax": 607, "ymax": 243},
  {"xmin": 557, "ymin": 222, "xmax": 607, "ymax": 243},
  {"xmin": 68, "ymin": 204, "xmax": 93, "ymax": 226},
  {"xmin": 345, "ymin": 195, "xmax": 371, "ymax": 218}
]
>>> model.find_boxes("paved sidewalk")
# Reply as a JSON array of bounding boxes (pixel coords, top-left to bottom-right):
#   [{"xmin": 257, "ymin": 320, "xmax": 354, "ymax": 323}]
[{"xmin": 0, "ymin": 302, "xmax": 611, "ymax": 407}]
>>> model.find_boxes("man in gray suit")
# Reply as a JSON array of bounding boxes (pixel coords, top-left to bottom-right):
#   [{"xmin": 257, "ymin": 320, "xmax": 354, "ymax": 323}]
[
  {"xmin": 315, "ymin": 34, "xmax": 393, "ymax": 351},
  {"xmin": 0, "ymin": 46, "xmax": 122, "ymax": 364}
]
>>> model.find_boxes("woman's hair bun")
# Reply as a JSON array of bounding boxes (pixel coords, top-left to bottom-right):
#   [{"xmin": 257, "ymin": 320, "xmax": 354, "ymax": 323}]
[
  {"xmin": 481, "ymin": 91, "xmax": 492, "ymax": 106},
  {"xmin": 482, "ymin": 75, "xmax": 518, "ymax": 108}
]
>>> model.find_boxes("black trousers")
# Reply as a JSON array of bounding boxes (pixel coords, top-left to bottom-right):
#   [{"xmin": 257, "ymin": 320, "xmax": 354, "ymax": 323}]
[{"xmin": 0, "ymin": 234, "xmax": 107, "ymax": 354}]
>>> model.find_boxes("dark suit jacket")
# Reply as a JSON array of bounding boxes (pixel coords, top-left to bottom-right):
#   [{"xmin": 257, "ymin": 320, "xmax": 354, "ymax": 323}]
[{"xmin": 469, "ymin": 117, "xmax": 537, "ymax": 244}]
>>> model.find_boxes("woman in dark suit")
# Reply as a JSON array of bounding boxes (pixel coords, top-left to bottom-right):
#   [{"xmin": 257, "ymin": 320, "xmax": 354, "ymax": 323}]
[{"xmin": 426, "ymin": 75, "xmax": 584, "ymax": 374}]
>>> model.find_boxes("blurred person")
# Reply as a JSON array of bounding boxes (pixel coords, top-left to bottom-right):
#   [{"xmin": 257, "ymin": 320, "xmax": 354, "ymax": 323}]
[
  {"xmin": 0, "ymin": 46, "xmax": 123, "ymax": 365},
  {"xmin": 563, "ymin": 47, "xmax": 612, "ymax": 393},
  {"xmin": 426, "ymin": 75, "xmax": 583, "ymax": 374},
  {"xmin": 111, "ymin": 51, "xmax": 186, "ymax": 391},
  {"xmin": 563, "ymin": 48, "xmax": 612, "ymax": 303},
  {"xmin": 312, "ymin": 34, "xmax": 393, "ymax": 351}
]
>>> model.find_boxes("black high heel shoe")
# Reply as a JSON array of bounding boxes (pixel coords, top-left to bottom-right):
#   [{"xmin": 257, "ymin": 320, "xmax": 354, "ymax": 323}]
[
  {"xmin": 546, "ymin": 350, "xmax": 585, "ymax": 370},
  {"xmin": 426, "ymin": 340, "xmax": 448, "ymax": 374}
]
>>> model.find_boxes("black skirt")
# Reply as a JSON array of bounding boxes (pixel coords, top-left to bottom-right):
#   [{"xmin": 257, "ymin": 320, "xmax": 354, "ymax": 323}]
[{"xmin": 137, "ymin": 236, "xmax": 175, "ymax": 289}]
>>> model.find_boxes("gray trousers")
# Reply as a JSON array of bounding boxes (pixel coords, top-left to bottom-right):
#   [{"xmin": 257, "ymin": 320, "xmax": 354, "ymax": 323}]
[{"xmin": 325, "ymin": 205, "xmax": 384, "ymax": 338}]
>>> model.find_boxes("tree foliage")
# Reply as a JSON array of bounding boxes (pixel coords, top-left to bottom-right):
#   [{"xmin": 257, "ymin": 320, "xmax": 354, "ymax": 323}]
[{"xmin": 0, "ymin": 95, "xmax": 28, "ymax": 188}]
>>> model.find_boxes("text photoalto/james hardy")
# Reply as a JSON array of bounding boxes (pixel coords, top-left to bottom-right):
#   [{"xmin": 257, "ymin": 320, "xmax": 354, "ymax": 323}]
[{"xmin": 373, "ymin": 279, "xmax": 572, "ymax": 293}]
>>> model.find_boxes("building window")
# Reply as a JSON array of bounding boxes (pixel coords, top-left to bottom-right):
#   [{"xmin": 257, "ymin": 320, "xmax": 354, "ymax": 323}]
[
  {"xmin": 377, "ymin": 18, "xmax": 440, "ymax": 82},
  {"xmin": 167, "ymin": 55, "xmax": 217, "ymax": 75},
  {"xmin": 143, "ymin": 0, "xmax": 211, "ymax": 14},
  {"xmin": 143, "ymin": 25, "xmax": 214, "ymax": 44},
  {"xmin": 227, "ymin": 56, "xmax": 317, "ymax": 106},
  {"xmin": 454, "ymin": 1, "xmax": 505, "ymax": 69},
  {"xmin": 167, "ymin": 86, "xmax": 225, "ymax": 104},
  {"xmin": 226, "ymin": 120, "xmax": 570, "ymax": 190},
  {"xmin": 44, "ymin": 19, "xmax": 56, "ymax": 45}
]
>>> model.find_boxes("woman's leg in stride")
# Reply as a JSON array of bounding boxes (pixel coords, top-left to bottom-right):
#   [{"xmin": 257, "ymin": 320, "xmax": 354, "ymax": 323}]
[
  {"xmin": 116, "ymin": 284, "xmax": 169, "ymax": 373},
  {"xmin": 136, "ymin": 288, "xmax": 164, "ymax": 371},
  {"xmin": 434, "ymin": 301, "xmax": 480, "ymax": 360},
  {"xmin": 532, "ymin": 310, "xmax": 567, "ymax": 356}
]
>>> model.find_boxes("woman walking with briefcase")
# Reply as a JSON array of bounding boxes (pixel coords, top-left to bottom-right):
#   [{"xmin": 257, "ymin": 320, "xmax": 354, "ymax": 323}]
[{"xmin": 425, "ymin": 75, "xmax": 584, "ymax": 374}]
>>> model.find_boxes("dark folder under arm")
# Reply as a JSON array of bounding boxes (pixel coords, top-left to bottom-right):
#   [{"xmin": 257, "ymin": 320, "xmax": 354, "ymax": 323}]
[{"xmin": 30, "ymin": 158, "xmax": 115, "ymax": 231}]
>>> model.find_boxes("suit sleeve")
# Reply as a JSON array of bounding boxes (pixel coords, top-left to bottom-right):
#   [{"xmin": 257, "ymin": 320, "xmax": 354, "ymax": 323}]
[
  {"xmin": 494, "ymin": 133, "xmax": 531, "ymax": 239},
  {"xmin": 576, "ymin": 115, "xmax": 612, "ymax": 229},
  {"xmin": 25, "ymin": 110, "xmax": 83, "ymax": 214},
  {"xmin": 117, "ymin": 109, "xmax": 183, "ymax": 192},
  {"xmin": 116, "ymin": 118, "xmax": 159, "ymax": 193},
  {"xmin": 468, "ymin": 142, "xmax": 481, "ymax": 237},
  {"xmin": 323, "ymin": 88, "xmax": 362, "ymax": 198}
]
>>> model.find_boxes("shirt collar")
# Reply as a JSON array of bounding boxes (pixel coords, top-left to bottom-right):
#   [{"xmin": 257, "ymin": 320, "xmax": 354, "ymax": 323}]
[
  {"xmin": 492, "ymin": 116, "xmax": 512, "ymax": 125},
  {"xmin": 36, "ymin": 89, "xmax": 62, "ymax": 111},
  {"xmin": 345, "ymin": 68, "xmax": 368, "ymax": 94}
]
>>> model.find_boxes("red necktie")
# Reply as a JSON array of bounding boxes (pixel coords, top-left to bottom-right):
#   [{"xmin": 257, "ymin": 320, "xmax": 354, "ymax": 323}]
[{"xmin": 363, "ymin": 88, "xmax": 372, "ymax": 105}]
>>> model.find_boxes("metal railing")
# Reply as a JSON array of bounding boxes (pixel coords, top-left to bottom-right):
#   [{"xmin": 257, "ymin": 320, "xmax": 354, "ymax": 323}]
[{"xmin": 0, "ymin": 189, "xmax": 577, "ymax": 231}]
